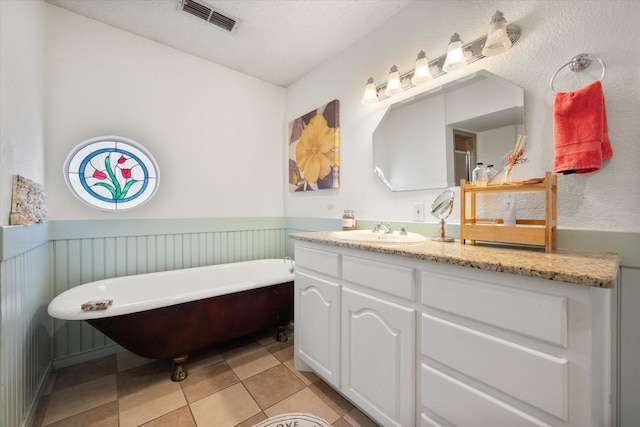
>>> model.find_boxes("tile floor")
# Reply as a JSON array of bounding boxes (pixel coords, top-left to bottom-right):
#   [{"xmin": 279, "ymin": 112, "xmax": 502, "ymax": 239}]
[{"xmin": 31, "ymin": 325, "xmax": 379, "ymax": 427}]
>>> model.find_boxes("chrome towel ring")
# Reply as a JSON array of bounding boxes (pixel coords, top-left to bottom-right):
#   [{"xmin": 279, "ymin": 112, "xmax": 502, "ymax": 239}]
[{"xmin": 549, "ymin": 53, "xmax": 606, "ymax": 93}]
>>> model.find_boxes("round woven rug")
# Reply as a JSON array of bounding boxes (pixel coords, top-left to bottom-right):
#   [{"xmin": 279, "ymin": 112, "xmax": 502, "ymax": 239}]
[{"xmin": 252, "ymin": 413, "xmax": 332, "ymax": 427}]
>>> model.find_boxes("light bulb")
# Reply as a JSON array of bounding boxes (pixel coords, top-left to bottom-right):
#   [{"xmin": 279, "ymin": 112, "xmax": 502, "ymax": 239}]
[
  {"xmin": 482, "ymin": 11, "xmax": 512, "ymax": 56},
  {"xmin": 442, "ymin": 33, "xmax": 467, "ymax": 73},
  {"xmin": 384, "ymin": 65, "xmax": 403, "ymax": 96},
  {"xmin": 411, "ymin": 50, "xmax": 432, "ymax": 86},
  {"xmin": 361, "ymin": 77, "xmax": 378, "ymax": 105}
]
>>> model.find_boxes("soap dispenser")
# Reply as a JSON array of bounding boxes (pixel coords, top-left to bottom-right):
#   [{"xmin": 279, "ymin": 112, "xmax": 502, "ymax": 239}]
[{"xmin": 503, "ymin": 194, "xmax": 516, "ymax": 226}]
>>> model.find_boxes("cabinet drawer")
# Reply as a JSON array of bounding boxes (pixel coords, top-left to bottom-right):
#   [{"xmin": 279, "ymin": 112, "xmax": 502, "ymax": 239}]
[
  {"xmin": 422, "ymin": 314, "xmax": 568, "ymax": 420},
  {"xmin": 343, "ymin": 255, "xmax": 414, "ymax": 299},
  {"xmin": 421, "ymin": 270, "xmax": 567, "ymax": 347},
  {"xmin": 295, "ymin": 246, "xmax": 340, "ymax": 277},
  {"xmin": 421, "ymin": 364, "xmax": 552, "ymax": 427}
]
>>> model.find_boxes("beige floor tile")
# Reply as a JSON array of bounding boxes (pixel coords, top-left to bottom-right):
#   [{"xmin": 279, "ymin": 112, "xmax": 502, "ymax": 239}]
[
  {"xmin": 283, "ymin": 359, "xmax": 319, "ymax": 385},
  {"xmin": 117, "ymin": 359, "xmax": 173, "ymax": 398},
  {"xmin": 190, "ymin": 383, "xmax": 261, "ymax": 427},
  {"xmin": 180, "ymin": 361, "xmax": 239, "ymax": 403},
  {"xmin": 264, "ymin": 387, "xmax": 340, "ymax": 424},
  {"xmin": 254, "ymin": 329, "xmax": 280, "ymax": 346},
  {"xmin": 342, "ymin": 408, "xmax": 380, "ymax": 427},
  {"xmin": 117, "ymin": 351, "xmax": 156, "ymax": 372},
  {"xmin": 267, "ymin": 343, "xmax": 294, "ymax": 363},
  {"xmin": 52, "ymin": 355, "xmax": 116, "ymax": 392},
  {"xmin": 332, "ymin": 419, "xmax": 354, "ymax": 427},
  {"xmin": 44, "ymin": 400, "xmax": 118, "ymax": 427},
  {"xmin": 184, "ymin": 346, "xmax": 224, "ymax": 373},
  {"xmin": 309, "ymin": 379, "xmax": 355, "ymax": 417},
  {"xmin": 243, "ymin": 364, "xmax": 305, "ymax": 409},
  {"xmin": 234, "ymin": 412, "xmax": 268, "ymax": 427},
  {"xmin": 139, "ymin": 405, "xmax": 196, "ymax": 427},
  {"xmin": 226, "ymin": 347, "xmax": 281, "ymax": 380},
  {"xmin": 217, "ymin": 336, "xmax": 262, "ymax": 359},
  {"xmin": 43, "ymin": 374, "xmax": 117, "ymax": 426},
  {"xmin": 118, "ymin": 380, "xmax": 187, "ymax": 427}
]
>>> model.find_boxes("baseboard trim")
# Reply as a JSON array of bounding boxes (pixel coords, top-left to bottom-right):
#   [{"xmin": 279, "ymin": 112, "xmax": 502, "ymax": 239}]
[{"xmin": 52, "ymin": 344, "xmax": 124, "ymax": 370}]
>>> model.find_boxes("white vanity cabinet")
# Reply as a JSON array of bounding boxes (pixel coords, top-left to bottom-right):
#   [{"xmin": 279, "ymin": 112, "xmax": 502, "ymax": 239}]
[
  {"xmin": 292, "ymin": 238, "xmax": 615, "ymax": 427},
  {"xmin": 294, "ymin": 243, "xmax": 416, "ymax": 427},
  {"xmin": 341, "ymin": 255, "xmax": 416, "ymax": 427},
  {"xmin": 294, "ymin": 245, "xmax": 341, "ymax": 387}
]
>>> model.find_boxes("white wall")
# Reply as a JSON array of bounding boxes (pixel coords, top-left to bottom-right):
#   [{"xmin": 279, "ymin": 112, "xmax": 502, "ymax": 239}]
[
  {"xmin": 0, "ymin": 0, "xmax": 46, "ymax": 226},
  {"xmin": 285, "ymin": 0, "xmax": 640, "ymax": 233},
  {"xmin": 45, "ymin": 5, "xmax": 287, "ymax": 220}
]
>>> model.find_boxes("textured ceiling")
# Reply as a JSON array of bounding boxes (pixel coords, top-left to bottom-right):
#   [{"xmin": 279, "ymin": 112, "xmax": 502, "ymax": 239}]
[{"xmin": 45, "ymin": 0, "xmax": 412, "ymax": 87}]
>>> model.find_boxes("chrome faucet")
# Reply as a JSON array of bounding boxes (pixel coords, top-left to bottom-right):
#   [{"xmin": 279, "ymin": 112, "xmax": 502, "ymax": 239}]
[
  {"xmin": 372, "ymin": 222, "xmax": 393, "ymax": 234},
  {"xmin": 283, "ymin": 256, "xmax": 294, "ymax": 273}
]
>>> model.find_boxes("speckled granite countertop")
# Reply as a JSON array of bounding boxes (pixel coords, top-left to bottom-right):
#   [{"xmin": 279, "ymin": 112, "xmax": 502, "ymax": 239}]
[{"xmin": 289, "ymin": 232, "xmax": 619, "ymax": 288}]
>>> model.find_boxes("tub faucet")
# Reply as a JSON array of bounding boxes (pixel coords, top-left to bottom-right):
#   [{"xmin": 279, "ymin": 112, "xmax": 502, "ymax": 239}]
[
  {"xmin": 284, "ymin": 256, "xmax": 294, "ymax": 273},
  {"xmin": 372, "ymin": 222, "xmax": 392, "ymax": 234}
]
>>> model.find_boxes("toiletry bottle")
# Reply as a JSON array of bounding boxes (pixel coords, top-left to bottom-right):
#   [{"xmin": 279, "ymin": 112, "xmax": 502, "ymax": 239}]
[
  {"xmin": 342, "ymin": 210, "xmax": 356, "ymax": 230},
  {"xmin": 486, "ymin": 164, "xmax": 498, "ymax": 183},
  {"xmin": 503, "ymin": 194, "xmax": 516, "ymax": 226},
  {"xmin": 472, "ymin": 163, "xmax": 487, "ymax": 186}
]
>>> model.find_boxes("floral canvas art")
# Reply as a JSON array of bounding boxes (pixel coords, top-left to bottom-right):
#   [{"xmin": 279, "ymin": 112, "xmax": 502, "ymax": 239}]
[{"xmin": 289, "ymin": 99, "xmax": 340, "ymax": 192}]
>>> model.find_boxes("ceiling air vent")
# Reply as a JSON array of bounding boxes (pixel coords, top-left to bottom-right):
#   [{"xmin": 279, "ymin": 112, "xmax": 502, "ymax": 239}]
[{"xmin": 179, "ymin": 0, "xmax": 240, "ymax": 33}]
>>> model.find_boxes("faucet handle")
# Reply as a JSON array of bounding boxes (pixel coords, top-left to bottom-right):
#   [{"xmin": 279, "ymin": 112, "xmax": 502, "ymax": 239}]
[{"xmin": 399, "ymin": 225, "xmax": 408, "ymax": 235}]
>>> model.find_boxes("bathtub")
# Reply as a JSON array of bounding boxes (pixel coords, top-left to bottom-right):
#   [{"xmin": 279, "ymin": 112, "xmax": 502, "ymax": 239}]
[{"xmin": 48, "ymin": 258, "xmax": 295, "ymax": 381}]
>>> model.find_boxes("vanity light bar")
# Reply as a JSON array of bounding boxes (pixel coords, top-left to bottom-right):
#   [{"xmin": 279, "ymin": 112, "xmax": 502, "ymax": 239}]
[{"xmin": 372, "ymin": 24, "xmax": 521, "ymax": 102}]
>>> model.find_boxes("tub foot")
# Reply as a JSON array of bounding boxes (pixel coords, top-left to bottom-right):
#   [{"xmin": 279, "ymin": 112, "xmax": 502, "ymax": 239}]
[
  {"xmin": 276, "ymin": 325, "xmax": 289, "ymax": 342},
  {"xmin": 171, "ymin": 355, "xmax": 189, "ymax": 382}
]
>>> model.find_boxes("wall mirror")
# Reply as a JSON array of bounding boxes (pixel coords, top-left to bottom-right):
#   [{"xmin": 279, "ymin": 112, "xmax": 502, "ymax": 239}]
[{"xmin": 372, "ymin": 70, "xmax": 524, "ymax": 191}]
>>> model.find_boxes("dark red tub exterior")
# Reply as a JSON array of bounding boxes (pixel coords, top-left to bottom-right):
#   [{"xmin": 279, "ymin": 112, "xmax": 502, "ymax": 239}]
[{"xmin": 87, "ymin": 281, "xmax": 293, "ymax": 360}]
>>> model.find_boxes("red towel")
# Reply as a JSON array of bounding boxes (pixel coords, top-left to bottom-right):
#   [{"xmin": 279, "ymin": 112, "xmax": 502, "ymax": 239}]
[{"xmin": 553, "ymin": 80, "xmax": 612, "ymax": 174}]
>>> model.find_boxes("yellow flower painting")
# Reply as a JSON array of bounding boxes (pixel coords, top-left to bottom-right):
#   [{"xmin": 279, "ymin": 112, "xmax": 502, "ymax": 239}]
[{"xmin": 289, "ymin": 100, "xmax": 340, "ymax": 192}]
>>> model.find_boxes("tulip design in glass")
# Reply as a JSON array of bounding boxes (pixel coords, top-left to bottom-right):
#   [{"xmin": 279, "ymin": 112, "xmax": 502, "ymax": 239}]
[
  {"xmin": 289, "ymin": 99, "xmax": 340, "ymax": 192},
  {"xmin": 64, "ymin": 137, "xmax": 159, "ymax": 211},
  {"xmin": 89, "ymin": 153, "xmax": 139, "ymax": 200}
]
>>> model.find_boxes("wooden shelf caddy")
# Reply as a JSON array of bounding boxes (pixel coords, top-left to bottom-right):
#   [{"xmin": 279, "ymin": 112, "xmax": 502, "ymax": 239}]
[{"xmin": 460, "ymin": 171, "xmax": 557, "ymax": 252}]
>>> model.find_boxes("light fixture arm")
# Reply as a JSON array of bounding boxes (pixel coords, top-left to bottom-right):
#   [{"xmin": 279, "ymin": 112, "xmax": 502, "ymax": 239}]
[{"xmin": 373, "ymin": 24, "xmax": 521, "ymax": 101}]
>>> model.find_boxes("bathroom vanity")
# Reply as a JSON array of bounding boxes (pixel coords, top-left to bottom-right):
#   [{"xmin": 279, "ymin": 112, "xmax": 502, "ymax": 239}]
[{"xmin": 290, "ymin": 232, "xmax": 619, "ymax": 427}]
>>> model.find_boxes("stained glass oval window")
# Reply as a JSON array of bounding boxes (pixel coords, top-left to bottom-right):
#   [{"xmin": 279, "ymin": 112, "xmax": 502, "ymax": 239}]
[{"xmin": 64, "ymin": 136, "xmax": 160, "ymax": 211}]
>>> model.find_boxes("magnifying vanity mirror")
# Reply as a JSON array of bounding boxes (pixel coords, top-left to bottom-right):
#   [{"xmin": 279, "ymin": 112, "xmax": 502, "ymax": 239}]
[
  {"xmin": 431, "ymin": 190, "xmax": 455, "ymax": 242},
  {"xmin": 373, "ymin": 70, "xmax": 524, "ymax": 191}
]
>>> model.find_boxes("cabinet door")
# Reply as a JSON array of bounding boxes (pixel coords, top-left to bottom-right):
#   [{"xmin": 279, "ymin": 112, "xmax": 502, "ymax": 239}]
[
  {"xmin": 341, "ymin": 288, "xmax": 415, "ymax": 427},
  {"xmin": 294, "ymin": 271, "xmax": 340, "ymax": 387}
]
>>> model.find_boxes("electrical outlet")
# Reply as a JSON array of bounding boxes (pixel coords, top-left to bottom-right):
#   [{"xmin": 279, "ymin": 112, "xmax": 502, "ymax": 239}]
[{"xmin": 415, "ymin": 202, "xmax": 425, "ymax": 222}]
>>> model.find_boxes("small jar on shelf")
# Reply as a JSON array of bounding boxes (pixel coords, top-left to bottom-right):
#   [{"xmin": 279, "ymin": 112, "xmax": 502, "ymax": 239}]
[{"xmin": 342, "ymin": 210, "xmax": 356, "ymax": 230}]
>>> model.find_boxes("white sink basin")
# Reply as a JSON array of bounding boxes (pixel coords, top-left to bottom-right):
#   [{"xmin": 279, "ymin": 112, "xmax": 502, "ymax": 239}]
[{"xmin": 329, "ymin": 229, "xmax": 427, "ymax": 244}]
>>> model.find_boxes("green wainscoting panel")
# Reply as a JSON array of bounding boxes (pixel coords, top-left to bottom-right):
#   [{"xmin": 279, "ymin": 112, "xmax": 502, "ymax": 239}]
[
  {"xmin": 284, "ymin": 217, "xmax": 341, "ymax": 258},
  {"xmin": 49, "ymin": 217, "xmax": 287, "ymax": 240},
  {"xmin": 557, "ymin": 228, "xmax": 639, "ymax": 269},
  {"xmin": 0, "ymin": 222, "xmax": 49, "ymax": 261},
  {"xmin": 0, "ymin": 239, "xmax": 52, "ymax": 427}
]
